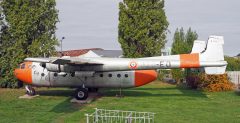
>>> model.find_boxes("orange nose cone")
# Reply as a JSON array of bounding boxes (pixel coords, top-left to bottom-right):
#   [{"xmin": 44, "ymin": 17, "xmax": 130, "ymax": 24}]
[
  {"xmin": 14, "ymin": 69, "xmax": 22, "ymax": 80},
  {"xmin": 134, "ymin": 70, "xmax": 157, "ymax": 87},
  {"xmin": 14, "ymin": 63, "xmax": 33, "ymax": 84}
]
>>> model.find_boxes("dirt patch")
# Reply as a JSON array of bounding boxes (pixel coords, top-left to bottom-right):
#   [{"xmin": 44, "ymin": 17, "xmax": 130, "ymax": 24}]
[{"xmin": 19, "ymin": 94, "xmax": 39, "ymax": 99}]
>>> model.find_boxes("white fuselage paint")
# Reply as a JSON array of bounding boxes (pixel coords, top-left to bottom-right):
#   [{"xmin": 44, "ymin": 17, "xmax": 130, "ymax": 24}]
[{"xmin": 31, "ymin": 62, "xmax": 135, "ymax": 88}]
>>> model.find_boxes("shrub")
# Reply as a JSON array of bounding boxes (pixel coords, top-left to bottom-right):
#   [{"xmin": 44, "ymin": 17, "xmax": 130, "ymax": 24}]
[
  {"xmin": 186, "ymin": 73, "xmax": 235, "ymax": 92},
  {"xmin": 171, "ymin": 69, "xmax": 185, "ymax": 84},
  {"xmin": 157, "ymin": 70, "xmax": 171, "ymax": 81}
]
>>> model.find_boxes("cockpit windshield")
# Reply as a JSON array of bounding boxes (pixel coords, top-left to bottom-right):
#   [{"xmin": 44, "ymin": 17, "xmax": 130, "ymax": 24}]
[{"xmin": 20, "ymin": 63, "xmax": 25, "ymax": 69}]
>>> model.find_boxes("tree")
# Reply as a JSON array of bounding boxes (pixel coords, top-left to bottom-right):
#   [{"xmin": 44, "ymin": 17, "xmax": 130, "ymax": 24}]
[
  {"xmin": 118, "ymin": 0, "xmax": 169, "ymax": 58},
  {"xmin": 225, "ymin": 56, "xmax": 240, "ymax": 71},
  {"xmin": 171, "ymin": 28, "xmax": 198, "ymax": 83},
  {"xmin": 0, "ymin": 0, "xmax": 59, "ymax": 88},
  {"xmin": 171, "ymin": 27, "xmax": 198, "ymax": 55},
  {"xmin": 0, "ymin": 2, "xmax": 5, "ymax": 43}
]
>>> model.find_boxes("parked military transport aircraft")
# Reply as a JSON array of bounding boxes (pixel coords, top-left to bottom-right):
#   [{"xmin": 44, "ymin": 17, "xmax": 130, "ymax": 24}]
[{"xmin": 14, "ymin": 36, "xmax": 227, "ymax": 100}]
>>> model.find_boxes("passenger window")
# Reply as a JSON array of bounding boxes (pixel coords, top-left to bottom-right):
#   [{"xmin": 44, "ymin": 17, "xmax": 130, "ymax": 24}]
[
  {"xmin": 125, "ymin": 74, "xmax": 128, "ymax": 78},
  {"xmin": 41, "ymin": 73, "xmax": 45, "ymax": 76},
  {"xmin": 108, "ymin": 74, "xmax": 112, "ymax": 77},
  {"xmin": 100, "ymin": 74, "xmax": 103, "ymax": 77},
  {"xmin": 117, "ymin": 74, "xmax": 121, "ymax": 78},
  {"xmin": 20, "ymin": 64, "xmax": 25, "ymax": 69},
  {"xmin": 54, "ymin": 73, "xmax": 58, "ymax": 77}
]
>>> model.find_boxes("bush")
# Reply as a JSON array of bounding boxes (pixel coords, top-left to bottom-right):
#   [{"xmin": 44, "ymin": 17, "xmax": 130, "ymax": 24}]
[
  {"xmin": 225, "ymin": 56, "xmax": 240, "ymax": 71},
  {"xmin": 186, "ymin": 74, "xmax": 199, "ymax": 89},
  {"xmin": 186, "ymin": 73, "xmax": 235, "ymax": 92},
  {"xmin": 158, "ymin": 70, "xmax": 171, "ymax": 81},
  {"xmin": 171, "ymin": 69, "xmax": 185, "ymax": 84}
]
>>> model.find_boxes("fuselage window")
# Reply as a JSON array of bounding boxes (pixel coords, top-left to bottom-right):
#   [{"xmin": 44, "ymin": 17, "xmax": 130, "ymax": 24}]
[
  {"xmin": 54, "ymin": 73, "xmax": 58, "ymax": 77},
  {"xmin": 20, "ymin": 64, "xmax": 25, "ymax": 69},
  {"xmin": 108, "ymin": 74, "xmax": 112, "ymax": 77},
  {"xmin": 117, "ymin": 74, "xmax": 121, "ymax": 78},
  {"xmin": 100, "ymin": 74, "xmax": 103, "ymax": 77},
  {"xmin": 41, "ymin": 73, "xmax": 45, "ymax": 76},
  {"xmin": 125, "ymin": 74, "xmax": 128, "ymax": 78},
  {"xmin": 71, "ymin": 72, "xmax": 75, "ymax": 77}
]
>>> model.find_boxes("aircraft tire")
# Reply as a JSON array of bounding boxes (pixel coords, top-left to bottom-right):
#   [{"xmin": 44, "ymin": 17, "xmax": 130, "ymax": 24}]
[
  {"xmin": 75, "ymin": 88, "xmax": 88, "ymax": 100},
  {"xmin": 26, "ymin": 87, "xmax": 36, "ymax": 96}
]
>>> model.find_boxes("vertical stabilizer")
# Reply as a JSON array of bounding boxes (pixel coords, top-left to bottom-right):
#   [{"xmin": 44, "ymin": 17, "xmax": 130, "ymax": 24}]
[
  {"xmin": 200, "ymin": 36, "xmax": 226, "ymax": 74},
  {"xmin": 201, "ymin": 36, "xmax": 224, "ymax": 61},
  {"xmin": 191, "ymin": 40, "xmax": 206, "ymax": 53}
]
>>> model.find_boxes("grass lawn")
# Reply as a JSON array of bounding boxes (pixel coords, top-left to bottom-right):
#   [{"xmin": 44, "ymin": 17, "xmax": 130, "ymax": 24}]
[{"xmin": 0, "ymin": 81, "xmax": 240, "ymax": 123}]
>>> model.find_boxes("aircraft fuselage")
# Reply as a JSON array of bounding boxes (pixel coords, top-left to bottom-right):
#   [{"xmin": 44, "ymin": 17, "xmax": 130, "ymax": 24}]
[{"xmin": 14, "ymin": 62, "xmax": 157, "ymax": 88}]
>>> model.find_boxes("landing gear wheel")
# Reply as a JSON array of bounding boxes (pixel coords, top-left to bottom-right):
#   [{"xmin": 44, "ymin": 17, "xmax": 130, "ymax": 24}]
[
  {"xmin": 75, "ymin": 88, "xmax": 88, "ymax": 100},
  {"xmin": 25, "ymin": 85, "xmax": 36, "ymax": 96}
]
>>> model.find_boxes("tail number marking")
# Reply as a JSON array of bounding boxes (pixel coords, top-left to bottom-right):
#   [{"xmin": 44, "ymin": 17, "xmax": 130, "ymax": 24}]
[{"xmin": 159, "ymin": 61, "xmax": 171, "ymax": 68}]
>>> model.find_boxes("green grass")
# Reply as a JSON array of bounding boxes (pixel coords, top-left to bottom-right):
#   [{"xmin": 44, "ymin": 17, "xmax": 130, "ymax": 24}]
[{"xmin": 0, "ymin": 81, "xmax": 240, "ymax": 123}]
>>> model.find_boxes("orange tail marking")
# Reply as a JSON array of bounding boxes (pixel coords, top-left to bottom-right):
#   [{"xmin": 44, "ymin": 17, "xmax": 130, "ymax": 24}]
[{"xmin": 180, "ymin": 53, "xmax": 200, "ymax": 68}]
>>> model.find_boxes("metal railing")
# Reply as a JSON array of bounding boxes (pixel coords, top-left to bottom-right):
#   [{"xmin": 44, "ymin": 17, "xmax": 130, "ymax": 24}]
[{"xmin": 85, "ymin": 108, "xmax": 155, "ymax": 123}]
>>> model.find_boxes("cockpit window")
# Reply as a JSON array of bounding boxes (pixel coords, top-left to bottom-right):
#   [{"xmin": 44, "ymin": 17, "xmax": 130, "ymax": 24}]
[{"xmin": 20, "ymin": 63, "xmax": 25, "ymax": 69}]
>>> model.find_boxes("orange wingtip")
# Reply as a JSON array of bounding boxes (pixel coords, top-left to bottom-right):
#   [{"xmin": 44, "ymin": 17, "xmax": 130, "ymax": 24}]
[{"xmin": 134, "ymin": 70, "xmax": 157, "ymax": 87}]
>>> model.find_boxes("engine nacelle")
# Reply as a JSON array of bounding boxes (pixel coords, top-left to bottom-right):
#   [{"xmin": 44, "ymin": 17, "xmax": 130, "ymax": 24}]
[
  {"xmin": 41, "ymin": 63, "xmax": 73, "ymax": 72},
  {"xmin": 40, "ymin": 63, "xmax": 99, "ymax": 72}
]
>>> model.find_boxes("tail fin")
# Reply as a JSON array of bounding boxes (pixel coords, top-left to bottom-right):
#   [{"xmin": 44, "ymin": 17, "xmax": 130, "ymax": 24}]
[
  {"xmin": 191, "ymin": 40, "xmax": 206, "ymax": 53},
  {"xmin": 200, "ymin": 36, "xmax": 227, "ymax": 74}
]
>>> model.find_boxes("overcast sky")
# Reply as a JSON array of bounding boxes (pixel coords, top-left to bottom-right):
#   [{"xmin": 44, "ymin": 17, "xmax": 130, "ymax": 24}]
[{"xmin": 56, "ymin": 0, "xmax": 240, "ymax": 56}]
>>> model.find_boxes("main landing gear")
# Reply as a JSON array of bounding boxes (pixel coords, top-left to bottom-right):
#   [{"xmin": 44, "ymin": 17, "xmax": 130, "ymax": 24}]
[
  {"xmin": 75, "ymin": 86, "xmax": 99, "ymax": 100},
  {"xmin": 25, "ymin": 85, "xmax": 36, "ymax": 96},
  {"xmin": 75, "ymin": 88, "xmax": 88, "ymax": 100}
]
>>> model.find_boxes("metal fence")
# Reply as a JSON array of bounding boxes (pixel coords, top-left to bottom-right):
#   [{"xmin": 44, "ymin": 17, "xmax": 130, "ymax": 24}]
[
  {"xmin": 85, "ymin": 108, "xmax": 155, "ymax": 123},
  {"xmin": 227, "ymin": 71, "xmax": 240, "ymax": 86}
]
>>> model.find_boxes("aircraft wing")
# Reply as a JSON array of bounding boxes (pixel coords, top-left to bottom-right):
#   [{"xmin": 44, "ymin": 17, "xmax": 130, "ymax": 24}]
[{"xmin": 24, "ymin": 57, "xmax": 103, "ymax": 65}]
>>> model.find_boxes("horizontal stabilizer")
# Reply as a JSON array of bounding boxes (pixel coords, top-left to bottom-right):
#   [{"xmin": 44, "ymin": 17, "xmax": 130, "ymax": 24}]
[{"xmin": 205, "ymin": 66, "xmax": 226, "ymax": 74}]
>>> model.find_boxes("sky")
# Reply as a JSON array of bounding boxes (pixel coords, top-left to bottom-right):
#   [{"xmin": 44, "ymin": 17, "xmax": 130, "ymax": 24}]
[{"xmin": 56, "ymin": 0, "xmax": 240, "ymax": 56}]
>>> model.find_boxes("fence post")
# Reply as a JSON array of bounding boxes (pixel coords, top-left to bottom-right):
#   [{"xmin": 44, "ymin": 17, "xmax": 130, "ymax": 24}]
[
  {"xmin": 95, "ymin": 108, "xmax": 98, "ymax": 122},
  {"xmin": 85, "ymin": 114, "xmax": 89, "ymax": 123},
  {"xmin": 238, "ymin": 74, "xmax": 240, "ymax": 89}
]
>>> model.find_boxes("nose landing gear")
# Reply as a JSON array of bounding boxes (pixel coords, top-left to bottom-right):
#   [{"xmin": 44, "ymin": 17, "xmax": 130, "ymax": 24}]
[{"xmin": 25, "ymin": 85, "xmax": 36, "ymax": 96}]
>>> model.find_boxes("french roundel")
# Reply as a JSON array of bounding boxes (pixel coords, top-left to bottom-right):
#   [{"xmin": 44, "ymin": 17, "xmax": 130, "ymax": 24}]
[{"xmin": 129, "ymin": 61, "xmax": 138, "ymax": 69}]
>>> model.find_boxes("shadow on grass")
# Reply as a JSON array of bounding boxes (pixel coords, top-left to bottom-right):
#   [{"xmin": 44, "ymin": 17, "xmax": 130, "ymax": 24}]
[
  {"xmin": 235, "ymin": 89, "xmax": 240, "ymax": 96},
  {"xmin": 102, "ymin": 87, "xmax": 207, "ymax": 98},
  {"xmin": 50, "ymin": 97, "xmax": 83, "ymax": 113},
  {"xmin": 37, "ymin": 89, "xmax": 74, "ymax": 97},
  {"xmin": 130, "ymin": 87, "xmax": 177, "ymax": 91},
  {"xmin": 38, "ymin": 89, "xmax": 100, "ymax": 113},
  {"xmin": 36, "ymin": 86, "xmax": 207, "ymax": 113}
]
